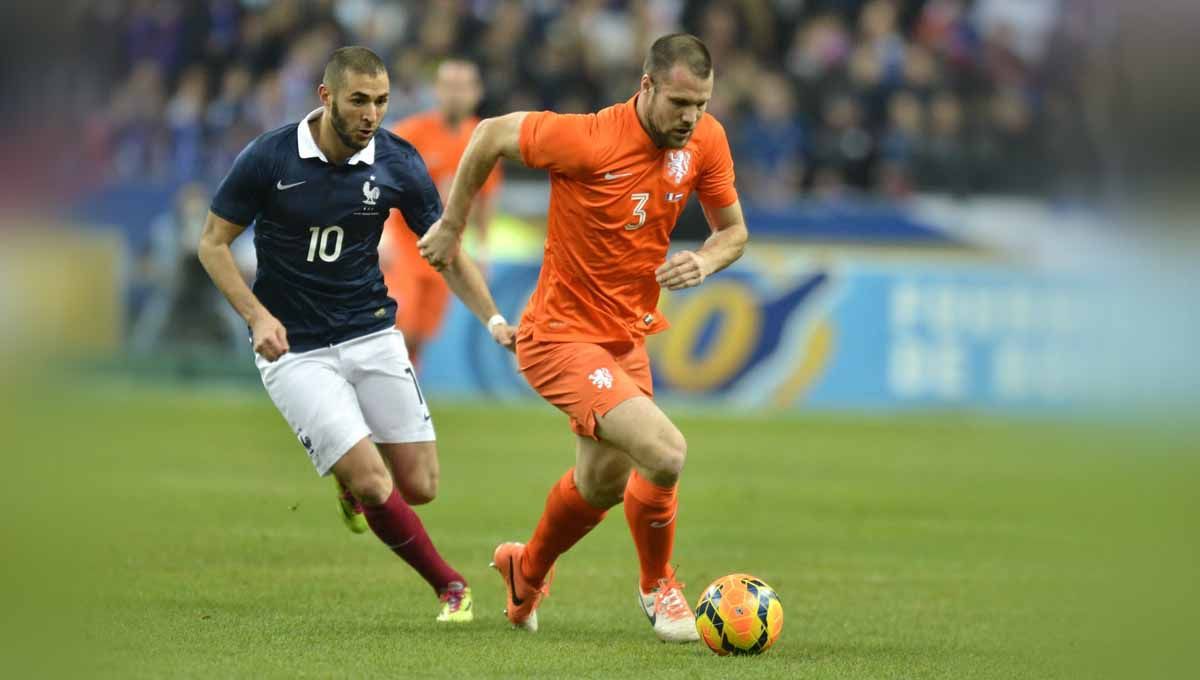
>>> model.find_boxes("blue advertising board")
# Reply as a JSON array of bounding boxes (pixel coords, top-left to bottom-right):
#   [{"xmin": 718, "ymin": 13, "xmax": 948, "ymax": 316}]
[{"xmin": 420, "ymin": 254, "xmax": 1118, "ymax": 412}]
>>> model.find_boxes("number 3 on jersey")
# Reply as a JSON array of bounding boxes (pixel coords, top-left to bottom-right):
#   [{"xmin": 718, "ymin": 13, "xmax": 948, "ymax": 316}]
[
  {"xmin": 625, "ymin": 192, "xmax": 650, "ymax": 231},
  {"xmin": 306, "ymin": 225, "xmax": 344, "ymax": 262}
]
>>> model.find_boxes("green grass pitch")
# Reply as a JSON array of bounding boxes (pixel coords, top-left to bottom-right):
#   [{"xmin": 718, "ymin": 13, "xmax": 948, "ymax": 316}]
[{"xmin": 4, "ymin": 382, "xmax": 1196, "ymax": 678}]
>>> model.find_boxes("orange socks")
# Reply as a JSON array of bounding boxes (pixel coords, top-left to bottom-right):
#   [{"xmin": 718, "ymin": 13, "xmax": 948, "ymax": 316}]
[
  {"xmin": 521, "ymin": 467, "xmax": 608, "ymax": 585},
  {"xmin": 520, "ymin": 467, "xmax": 680, "ymax": 593},
  {"xmin": 624, "ymin": 469, "xmax": 679, "ymax": 592}
]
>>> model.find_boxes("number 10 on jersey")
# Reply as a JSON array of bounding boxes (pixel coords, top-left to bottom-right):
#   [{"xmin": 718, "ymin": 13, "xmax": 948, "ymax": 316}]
[{"xmin": 307, "ymin": 226, "xmax": 344, "ymax": 262}]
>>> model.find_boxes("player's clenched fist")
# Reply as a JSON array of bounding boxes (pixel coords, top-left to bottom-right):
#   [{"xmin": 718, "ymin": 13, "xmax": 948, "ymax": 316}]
[
  {"xmin": 490, "ymin": 322, "xmax": 517, "ymax": 353},
  {"xmin": 251, "ymin": 312, "xmax": 290, "ymax": 361},
  {"xmin": 655, "ymin": 251, "xmax": 709, "ymax": 291},
  {"xmin": 418, "ymin": 218, "xmax": 463, "ymax": 271}
]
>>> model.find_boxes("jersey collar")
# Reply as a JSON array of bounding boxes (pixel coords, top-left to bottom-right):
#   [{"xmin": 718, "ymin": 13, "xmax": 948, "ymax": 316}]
[
  {"xmin": 626, "ymin": 93, "xmax": 660, "ymax": 153},
  {"xmin": 297, "ymin": 107, "xmax": 376, "ymax": 165}
]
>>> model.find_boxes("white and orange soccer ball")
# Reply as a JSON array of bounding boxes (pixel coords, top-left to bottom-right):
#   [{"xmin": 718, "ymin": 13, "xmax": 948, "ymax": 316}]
[{"xmin": 694, "ymin": 573, "xmax": 784, "ymax": 656}]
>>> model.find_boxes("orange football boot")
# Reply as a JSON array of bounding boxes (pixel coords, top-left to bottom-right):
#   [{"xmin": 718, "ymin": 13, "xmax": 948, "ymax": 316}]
[{"xmin": 490, "ymin": 541, "xmax": 555, "ymax": 632}]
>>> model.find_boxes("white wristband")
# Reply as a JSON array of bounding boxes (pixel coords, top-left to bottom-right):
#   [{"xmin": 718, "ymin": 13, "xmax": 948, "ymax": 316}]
[{"xmin": 487, "ymin": 314, "xmax": 507, "ymax": 329}]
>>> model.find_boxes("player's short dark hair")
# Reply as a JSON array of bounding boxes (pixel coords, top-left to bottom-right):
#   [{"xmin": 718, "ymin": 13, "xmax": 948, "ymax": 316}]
[
  {"xmin": 440, "ymin": 54, "xmax": 480, "ymax": 69},
  {"xmin": 643, "ymin": 33, "xmax": 712, "ymax": 82},
  {"xmin": 323, "ymin": 46, "xmax": 387, "ymax": 92},
  {"xmin": 437, "ymin": 55, "xmax": 482, "ymax": 76}
]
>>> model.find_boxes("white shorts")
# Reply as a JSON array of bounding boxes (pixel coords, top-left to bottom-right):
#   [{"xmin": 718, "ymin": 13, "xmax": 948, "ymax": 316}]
[{"xmin": 255, "ymin": 328, "xmax": 435, "ymax": 476}]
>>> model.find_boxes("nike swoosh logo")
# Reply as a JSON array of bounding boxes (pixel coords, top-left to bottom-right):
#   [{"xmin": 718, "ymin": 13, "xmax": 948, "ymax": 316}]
[
  {"xmin": 387, "ymin": 536, "xmax": 415, "ymax": 549},
  {"xmin": 423, "ymin": 412, "xmax": 432, "ymax": 422},
  {"xmin": 508, "ymin": 556, "xmax": 525, "ymax": 606},
  {"xmin": 640, "ymin": 593, "xmax": 656, "ymax": 625},
  {"xmin": 649, "ymin": 512, "xmax": 676, "ymax": 528},
  {"xmin": 604, "ymin": 172, "xmax": 632, "ymax": 180},
  {"xmin": 276, "ymin": 180, "xmax": 306, "ymax": 190}
]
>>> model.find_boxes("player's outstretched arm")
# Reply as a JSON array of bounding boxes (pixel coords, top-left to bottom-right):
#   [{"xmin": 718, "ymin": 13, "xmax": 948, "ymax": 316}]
[
  {"xmin": 655, "ymin": 200, "xmax": 749, "ymax": 291},
  {"xmin": 439, "ymin": 249, "xmax": 516, "ymax": 352},
  {"xmin": 418, "ymin": 112, "xmax": 528, "ymax": 270},
  {"xmin": 197, "ymin": 211, "xmax": 289, "ymax": 360},
  {"xmin": 467, "ymin": 194, "xmax": 495, "ymax": 269}
]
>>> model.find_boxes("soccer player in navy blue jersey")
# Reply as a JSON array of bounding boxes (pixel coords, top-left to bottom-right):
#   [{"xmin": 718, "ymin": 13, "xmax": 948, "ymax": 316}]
[{"xmin": 198, "ymin": 47, "xmax": 515, "ymax": 623}]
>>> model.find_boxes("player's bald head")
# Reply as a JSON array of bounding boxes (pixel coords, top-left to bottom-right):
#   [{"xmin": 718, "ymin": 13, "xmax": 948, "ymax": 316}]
[
  {"xmin": 643, "ymin": 33, "xmax": 712, "ymax": 84},
  {"xmin": 323, "ymin": 46, "xmax": 387, "ymax": 94}
]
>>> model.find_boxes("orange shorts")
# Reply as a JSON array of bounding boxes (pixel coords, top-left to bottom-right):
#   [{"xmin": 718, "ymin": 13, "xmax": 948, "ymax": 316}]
[
  {"xmin": 392, "ymin": 270, "xmax": 450, "ymax": 342},
  {"xmin": 387, "ymin": 249, "xmax": 451, "ymax": 343},
  {"xmin": 516, "ymin": 321, "xmax": 653, "ymax": 438}
]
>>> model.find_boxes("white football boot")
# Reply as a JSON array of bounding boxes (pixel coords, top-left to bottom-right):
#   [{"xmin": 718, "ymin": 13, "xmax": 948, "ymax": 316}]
[{"xmin": 637, "ymin": 569, "xmax": 701, "ymax": 643}]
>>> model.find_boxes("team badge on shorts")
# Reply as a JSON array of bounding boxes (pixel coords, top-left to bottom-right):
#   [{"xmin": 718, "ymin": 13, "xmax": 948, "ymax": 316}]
[
  {"xmin": 296, "ymin": 428, "xmax": 318, "ymax": 465},
  {"xmin": 588, "ymin": 368, "xmax": 614, "ymax": 390}
]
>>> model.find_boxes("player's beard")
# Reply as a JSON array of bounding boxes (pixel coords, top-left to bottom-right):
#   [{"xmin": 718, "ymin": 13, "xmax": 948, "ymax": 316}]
[
  {"xmin": 440, "ymin": 97, "xmax": 470, "ymax": 127},
  {"xmin": 330, "ymin": 101, "xmax": 369, "ymax": 151},
  {"xmin": 647, "ymin": 90, "xmax": 691, "ymax": 149}
]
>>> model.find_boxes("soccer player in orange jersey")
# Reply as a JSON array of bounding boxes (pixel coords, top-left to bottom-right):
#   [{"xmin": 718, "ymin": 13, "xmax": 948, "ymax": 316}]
[
  {"xmin": 419, "ymin": 34, "xmax": 749, "ymax": 642},
  {"xmin": 380, "ymin": 58, "xmax": 501, "ymax": 368}
]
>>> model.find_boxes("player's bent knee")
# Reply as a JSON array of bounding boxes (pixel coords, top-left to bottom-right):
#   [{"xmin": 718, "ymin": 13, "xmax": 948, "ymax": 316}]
[
  {"xmin": 347, "ymin": 470, "xmax": 394, "ymax": 507},
  {"xmin": 644, "ymin": 429, "xmax": 687, "ymax": 486},
  {"xmin": 399, "ymin": 470, "xmax": 438, "ymax": 505},
  {"xmin": 400, "ymin": 488, "xmax": 436, "ymax": 505}
]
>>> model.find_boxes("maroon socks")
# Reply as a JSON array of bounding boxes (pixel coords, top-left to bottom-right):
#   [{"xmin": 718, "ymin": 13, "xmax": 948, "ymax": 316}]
[{"xmin": 362, "ymin": 488, "xmax": 464, "ymax": 593}]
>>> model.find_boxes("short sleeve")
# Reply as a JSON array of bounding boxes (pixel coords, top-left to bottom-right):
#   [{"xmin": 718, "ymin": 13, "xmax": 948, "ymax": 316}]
[
  {"xmin": 396, "ymin": 153, "xmax": 443, "ymax": 236},
  {"xmin": 519, "ymin": 111, "xmax": 599, "ymax": 178},
  {"xmin": 211, "ymin": 138, "xmax": 269, "ymax": 226},
  {"xmin": 696, "ymin": 118, "xmax": 739, "ymax": 209}
]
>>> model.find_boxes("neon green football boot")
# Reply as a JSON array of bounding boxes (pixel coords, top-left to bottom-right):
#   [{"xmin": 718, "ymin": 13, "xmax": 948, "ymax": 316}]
[
  {"xmin": 437, "ymin": 583, "xmax": 474, "ymax": 623},
  {"xmin": 334, "ymin": 478, "xmax": 369, "ymax": 534}
]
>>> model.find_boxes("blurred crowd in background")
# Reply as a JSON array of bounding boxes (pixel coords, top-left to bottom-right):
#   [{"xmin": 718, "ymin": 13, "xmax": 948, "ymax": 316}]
[
  {"xmin": 53, "ymin": 0, "xmax": 1118, "ymax": 356},
  {"xmin": 70, "ymin": 0, "xmax": 1099, "ymax": 206}
]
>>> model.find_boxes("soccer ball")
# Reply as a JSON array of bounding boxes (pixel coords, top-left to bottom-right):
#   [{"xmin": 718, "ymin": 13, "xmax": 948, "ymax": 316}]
[{"xmin": 694, "ymin": 573, "xmax": 783, "ymax": 656}]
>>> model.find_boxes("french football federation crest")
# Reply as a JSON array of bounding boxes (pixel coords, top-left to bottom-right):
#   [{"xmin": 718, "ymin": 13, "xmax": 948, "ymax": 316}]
[{"xmin": 362, "ymin": 179, "xmax": 380, "ymax": 206}]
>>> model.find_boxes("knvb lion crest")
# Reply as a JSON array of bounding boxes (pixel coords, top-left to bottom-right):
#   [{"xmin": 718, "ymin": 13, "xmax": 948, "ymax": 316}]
[
  {"xmin": 588, "ymin": 367, "xmax": 614, "ymax": 390},
  {"xmin": 665, "ymin": 150, "xmax": 691, "ymax": 185}
]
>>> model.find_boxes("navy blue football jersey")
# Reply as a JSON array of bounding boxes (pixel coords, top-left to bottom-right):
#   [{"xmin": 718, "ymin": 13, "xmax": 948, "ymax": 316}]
[{"xmin": 211, "ymin": 109, "xmax": 442, "ymax": 352}]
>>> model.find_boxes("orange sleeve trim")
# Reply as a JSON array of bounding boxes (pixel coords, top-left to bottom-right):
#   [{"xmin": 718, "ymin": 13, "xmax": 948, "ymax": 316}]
[
  {"xmin": 517, "ymin": 112, "xmax": 541, "ymax": 168},
  {"xmin": 701, "ymin": 190, "xmax": 739, "ymax": 211}
]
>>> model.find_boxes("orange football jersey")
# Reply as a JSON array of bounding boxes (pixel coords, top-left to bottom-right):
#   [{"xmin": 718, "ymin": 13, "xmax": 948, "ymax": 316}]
[
  {"xmin": 384, "ymin": 113, "xmax": 501, "ymax": 282},
  {"xmin": 519, "ymin": 94, "xmax": 738, "ymax": 343},
  {"xmin": 392, "ymin": 112, "xmax": 502, "ymax": 196}
]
